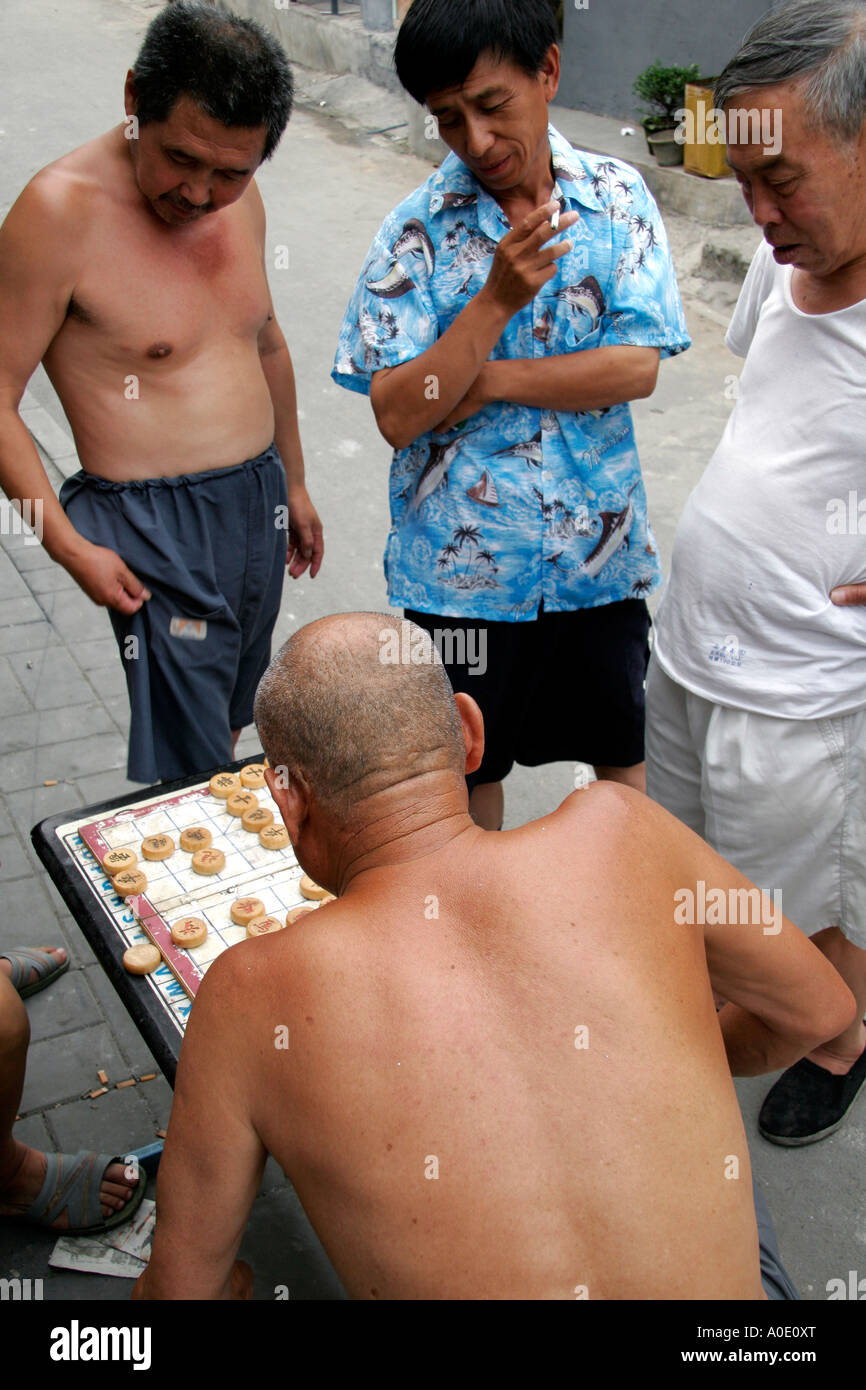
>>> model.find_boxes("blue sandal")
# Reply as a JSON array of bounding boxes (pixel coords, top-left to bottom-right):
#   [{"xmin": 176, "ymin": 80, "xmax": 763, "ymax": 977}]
[
  {"xmin": 1, "ymin": 947, "xmax": 69, "ymax": 999},
  {"xmin": 19, "ymin": 1150, "xmax": 146, "ymax": 1234}
]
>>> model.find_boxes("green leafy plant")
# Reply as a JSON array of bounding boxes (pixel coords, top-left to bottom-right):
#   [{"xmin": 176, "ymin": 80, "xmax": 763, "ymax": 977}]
[{"xmin": 633, "ymin": 61, "xmax": 701, "ymax": 133}]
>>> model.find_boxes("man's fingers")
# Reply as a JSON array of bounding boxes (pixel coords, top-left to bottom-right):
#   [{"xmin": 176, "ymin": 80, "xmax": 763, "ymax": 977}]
[
  {"xmin": 120, "ymin": 563, "xmax": 150, "ymax": 603},
  {"xmin": 308, "ymin": 530, "xmax": 324, "ymax": 579},
  {"xmin": 830, "ymin": 583, "xmax": 866, "ymax": 606},
  {"xmin": 533, "ymin": 239, "xmax": 574, "ymax": 270},
  {"xmin": 511, "ymin": 198, "xmax": 563, "ymax": 241},
  {"xmin": 110, "ymin": 588, "xmax": 146, "ymax": 616},
  {"xmin": 287, "ymin": 531, "xmax": 312, "ymax": 578},
  {"xmin": 536, "ymin": 210, "xmax": 580, "ymax": 249}
]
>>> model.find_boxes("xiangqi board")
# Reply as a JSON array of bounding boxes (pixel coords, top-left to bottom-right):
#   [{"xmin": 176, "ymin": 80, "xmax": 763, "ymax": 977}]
[{"xmin": 34, "ymin": 761, "xmax": 328, "ymax": 1057}]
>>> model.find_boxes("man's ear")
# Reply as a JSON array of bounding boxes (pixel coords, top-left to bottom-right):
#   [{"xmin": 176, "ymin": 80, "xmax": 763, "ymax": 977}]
[
  {"xmin": 265, "ymin": 763, "xmax": 309, "ymax": 842},
  {"xmin": 124, "ymin": 70, "xmax": 138, "ymax": 116},
  {"xmin": 541, "ymin": 43, "xmax": 560, "ymax": 102},
  {"xmin": 454, "ymin": 691, "xmax": 485, "ymax": 777}
]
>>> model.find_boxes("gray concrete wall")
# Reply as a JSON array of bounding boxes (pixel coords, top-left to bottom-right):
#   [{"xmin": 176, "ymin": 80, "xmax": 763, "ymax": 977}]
[
  {"xmin": 218, "ymin": 0, "xmax": 402, "ymax": 95},
  {"xmin": 559, "ymin": 0, "xmax": 775, "ymax": 121}
]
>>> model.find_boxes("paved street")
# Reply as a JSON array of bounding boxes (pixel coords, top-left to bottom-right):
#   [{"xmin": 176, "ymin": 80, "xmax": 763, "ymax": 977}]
[{"xmin": 0, "ymin": 0, "xmax": 862, "ymax": 1302}]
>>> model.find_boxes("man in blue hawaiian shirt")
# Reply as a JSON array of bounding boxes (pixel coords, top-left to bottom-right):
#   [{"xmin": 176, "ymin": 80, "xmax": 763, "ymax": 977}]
[{"xmin": 333, "ymin": 0, "xmax": 690, "ymax": 828}]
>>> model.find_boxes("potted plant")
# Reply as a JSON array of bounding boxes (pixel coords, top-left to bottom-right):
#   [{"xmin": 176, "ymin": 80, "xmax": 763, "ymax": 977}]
[{"xmin": 632, "ymin": 61, "xmax": 700, "ymax": 166}]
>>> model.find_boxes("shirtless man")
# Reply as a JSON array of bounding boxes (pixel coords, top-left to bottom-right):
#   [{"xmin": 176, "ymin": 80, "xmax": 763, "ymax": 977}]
[
  {"xmin": 132, "ymin": 613, "xmax": 854, "ymax": 1300},
  {"xmin": 0, "ymin": 1, "xmax": 323, "ymax": 784}
]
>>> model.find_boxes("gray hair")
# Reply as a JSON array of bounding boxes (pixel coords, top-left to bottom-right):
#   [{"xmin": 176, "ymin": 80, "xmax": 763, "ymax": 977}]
[
  {"xmin": 715, "ymin": 0, "xmax": 866, "ymax": 143},
  {"xmin": 254, "ymin": 613, "xmax": 466, "ymax": 821}
]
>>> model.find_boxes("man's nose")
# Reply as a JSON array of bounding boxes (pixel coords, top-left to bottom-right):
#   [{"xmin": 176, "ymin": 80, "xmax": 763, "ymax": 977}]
[
  {"xmin": 750, "ymin": 182, "xmax": 783, "ymax": 230},
  {"xmin": 179, "ymin": 174, "xmax": 211, "ymax": 207},
  {"xmin": 464, "ymin": 114, "xmax": 495, "ymax": 161}
]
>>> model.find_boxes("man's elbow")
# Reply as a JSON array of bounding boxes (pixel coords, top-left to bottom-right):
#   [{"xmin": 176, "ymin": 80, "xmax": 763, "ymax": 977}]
[
  {"xmin": 634, "ymin": 352, "xmax": 660, "ymax": 400},
  {"xmin": 371, "ymin": 396, "xmax": 412, "ymax": 451},
  {"xmin": 374, "ymin": 407, "xmax": 405, "ymax": 451}
]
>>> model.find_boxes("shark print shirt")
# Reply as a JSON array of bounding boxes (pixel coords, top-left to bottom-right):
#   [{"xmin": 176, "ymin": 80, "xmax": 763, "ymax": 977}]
[{"xmin": 332, "ymin": 124, "xmax": 691, "ymax": 620}]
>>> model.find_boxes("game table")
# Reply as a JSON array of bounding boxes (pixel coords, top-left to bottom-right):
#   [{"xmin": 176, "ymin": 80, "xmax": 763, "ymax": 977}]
[{"xmin": 31, "ymin": 756, "xmax": 319, "ymax": 1085}]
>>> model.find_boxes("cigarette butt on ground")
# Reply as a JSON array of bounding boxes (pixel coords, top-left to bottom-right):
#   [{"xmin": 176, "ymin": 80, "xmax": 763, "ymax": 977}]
[
  {"xmin": 116, "ymin": 1079, "xmax": 136, "ymax": 1090},
  {"xmin": 139, "ymin": 1073, "xmax": 156, "ymax": 1082},
  {"xmin": 97, "ymin": 1069, "xmax": 108, "ymax": 1085},
  {"xmin": 155, "ymin": 1129, "xmax": 167, "ymax": 1139},
  {"xmin": 43, "ymin": 780, "xmax": 58, "ymax": 787},
  {"xmin": 89, "ymin": 1087, "xmax": 108, "ymax": 1099}
]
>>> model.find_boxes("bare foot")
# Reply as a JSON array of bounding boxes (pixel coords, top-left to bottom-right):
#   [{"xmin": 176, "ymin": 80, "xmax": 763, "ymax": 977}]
[
  {"xmin": 0, "ymin": 1141, "xmax": 139, "ymax": 1227},
  {"xmin": 0, "ymin": 946, "xmax": 67, "ymax": 990}
]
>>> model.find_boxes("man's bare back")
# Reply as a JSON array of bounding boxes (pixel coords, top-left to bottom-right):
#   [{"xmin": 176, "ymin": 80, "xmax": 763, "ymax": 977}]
[
  {"xmin": 228, "ymin": 790, "xmax": 764, "ymax": 1300},
  {"xmin": 135, "ymin": 615, "xmax": 854, "ymax": 1300}
]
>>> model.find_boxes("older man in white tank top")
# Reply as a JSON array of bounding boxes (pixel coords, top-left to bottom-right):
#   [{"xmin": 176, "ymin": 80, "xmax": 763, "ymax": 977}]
[{"xmin": 648, "ymin": 0, "xmax": 866, "ymax": 1145}]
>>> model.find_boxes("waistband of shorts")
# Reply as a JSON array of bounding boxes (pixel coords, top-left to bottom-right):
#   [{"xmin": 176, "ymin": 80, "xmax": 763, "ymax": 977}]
[{"xmin": 70, "ymin": 443, "xmax": 281, "ymax": 493}]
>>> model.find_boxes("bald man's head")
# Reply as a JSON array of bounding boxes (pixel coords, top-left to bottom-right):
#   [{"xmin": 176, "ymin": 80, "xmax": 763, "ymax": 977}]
[{"xmin": 254, "ymin": 614, "xmax": 467, "ymax": 820}]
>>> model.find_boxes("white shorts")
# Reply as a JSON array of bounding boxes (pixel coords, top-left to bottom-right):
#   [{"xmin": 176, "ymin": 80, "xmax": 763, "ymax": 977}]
[{"xmin": 645, "ymin": 654, "xmax": 866, "ymax": 950}]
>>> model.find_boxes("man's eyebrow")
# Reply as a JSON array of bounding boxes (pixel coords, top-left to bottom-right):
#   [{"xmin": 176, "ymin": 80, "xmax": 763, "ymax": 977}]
[
  {"xmin": 728, "ymin": 153, "xmax": 792, "ymax": 175},
  {"xmin": 429, "ymin": 85, "xmax": 508, "ymax": 114},
  {"xmin": 164, "ymin": 145, "xmax": 251, "ymax": 175}
]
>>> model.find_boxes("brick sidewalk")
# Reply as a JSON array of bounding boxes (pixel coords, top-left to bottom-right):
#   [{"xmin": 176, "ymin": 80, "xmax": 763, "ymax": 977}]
[{"xmin": 0, "ymin": 444, "xmax": 344, "ymax": 1299}]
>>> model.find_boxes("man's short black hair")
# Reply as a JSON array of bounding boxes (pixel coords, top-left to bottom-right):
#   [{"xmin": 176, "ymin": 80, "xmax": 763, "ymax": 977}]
[
  {"xmin": 132, "ymin": 1, "xmax": 293, "ymax": 161},
  {"xmin": 394, "ymin": 0, "xmax": 558, "ymax": 106}
]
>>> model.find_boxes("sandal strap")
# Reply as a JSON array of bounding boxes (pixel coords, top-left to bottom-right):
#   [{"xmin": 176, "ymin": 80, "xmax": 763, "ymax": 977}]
[
  {"xmin": 28, "ymin": 1151, "xmax": 122, "ymax": 1228},
  {"xmin": 1, "ymin": 948, "xmax": 59, "ymax": 989},
  {"xmin": 0, "ymin": 952, "xmax": 26, "ymax": 990}
]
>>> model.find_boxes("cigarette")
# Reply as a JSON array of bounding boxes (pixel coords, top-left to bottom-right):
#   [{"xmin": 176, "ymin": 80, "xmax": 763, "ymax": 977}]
[{"xmin": 550, "ymin": 206, "xmax": 560, "ymax": 232}]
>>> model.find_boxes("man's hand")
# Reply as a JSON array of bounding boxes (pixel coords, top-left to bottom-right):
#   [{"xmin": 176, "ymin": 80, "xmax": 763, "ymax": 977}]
[
  {"xmin": 286, "ymin": 485, "xmax": 324, "ymax": 579},
  {"xmin": 64, "ymin": 540, "xmax": 150, "ymax": 614},
  {"xmin": 480, "ymin": 200, "xmax": 579, "ymax": 319},
  {"xmin": 438, "ymin": 367, "xmax": 492, "ymax": 433},
  {"xmin": 831, "ymin": 583, "xmax": 866, "ymax": 606}
]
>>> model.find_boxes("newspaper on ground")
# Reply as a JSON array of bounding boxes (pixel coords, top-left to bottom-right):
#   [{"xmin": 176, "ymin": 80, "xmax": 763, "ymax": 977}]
[{"xmin": 48, "ymin": 1199, "xmax": 156, "ymax": 1279}]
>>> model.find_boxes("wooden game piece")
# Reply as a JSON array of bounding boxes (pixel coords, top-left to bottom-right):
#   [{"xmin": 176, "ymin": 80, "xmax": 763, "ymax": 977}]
[
  {"xmin": 230, "ymin": 897, "xmax": 266, "ymax": 927},
  {"xmin": 141, "ymin": 833, "xmax": 175, "ymax": 861},
  {"xmin": 259, "ymin": 824, "xmax": 289, "ymax": 850},
  {"xmin": 123, "ymin": 943, "xmax": 161, "ymax": 975},
  {"xmin": 170, "ymin": 917, "xmax": 209, "ymax": 948},
  {"xmin": 241, "ymin": 805, "xmax": 273, "ymax": 833},
  {"xmin": 112, "ymin": 868, "xmax": 147, "ymax": 897},
  {"xmin": 246, "ymin": 915, "xmax": 283, "ymax": 937},
  {"xmin": 286, "ymin": 904, "xmax": 316, "ymax": 925},
  {"xmin": 101, "ymin": 846, "xmax": 138, "ymax": 874},
  {"xmin": 209, "ymin": 772, "xmax": 240, "ymax": 799},
  {"xmin": 239, "ymin": 763, "xmax": 266, "ymax": 789},
  {"xmin": 180, "ymin": 826, "xmax": 212, "ymax": 852},
  {"xmin": 192, "ymin": 847, "xmax": 226, "ymax": 875},
  {"xmin": 226, "ymin": 790, "xmax": 258, "ymax": 818},
  {"xmin": 299, "ymin": 874, "xmax": 330, "ymax": 901}
]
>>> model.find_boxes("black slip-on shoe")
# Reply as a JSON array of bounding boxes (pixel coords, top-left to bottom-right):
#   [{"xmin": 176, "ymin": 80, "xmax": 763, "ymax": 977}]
[{"xmin": 758, "ymin": 1041, "xmax": 866, "ymax": 1147}]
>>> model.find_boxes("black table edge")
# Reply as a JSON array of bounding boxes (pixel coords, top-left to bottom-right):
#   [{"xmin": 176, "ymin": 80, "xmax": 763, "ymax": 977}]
[{"xmin": 30, "ymin": 753, "xmax": 269, "ymax": 1089}]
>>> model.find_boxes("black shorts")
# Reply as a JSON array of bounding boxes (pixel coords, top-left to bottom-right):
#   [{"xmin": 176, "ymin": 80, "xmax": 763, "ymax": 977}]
[{"xmin": 405, "ymin": 599, "xmax": 651, "ymax": 788}]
